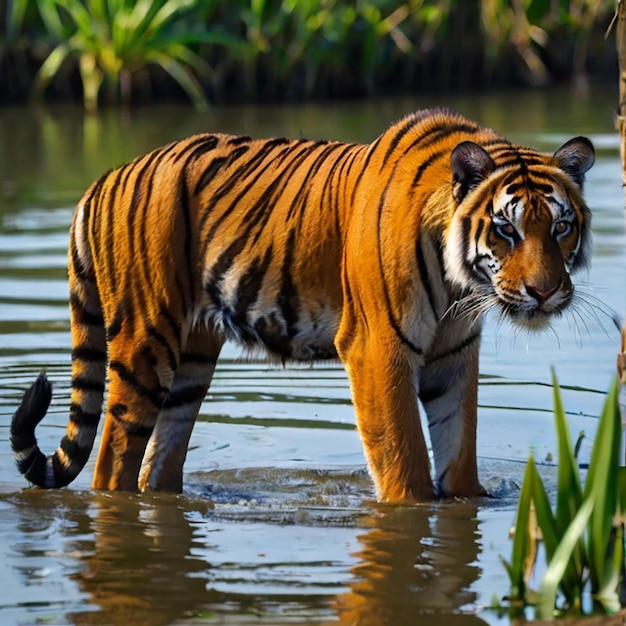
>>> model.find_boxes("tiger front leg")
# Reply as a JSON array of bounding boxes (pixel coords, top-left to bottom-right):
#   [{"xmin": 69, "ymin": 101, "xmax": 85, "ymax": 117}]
[
  {"xmin": 419, "ymin": 328, "xmax": 486, "ymax": 498},
  {"xmin": 337, "ymin": 328, "xmax": 434, "ymax": 503},
  {"xmin": 138, "ymin": 330, "xmax": 223, "ymax": 493}
]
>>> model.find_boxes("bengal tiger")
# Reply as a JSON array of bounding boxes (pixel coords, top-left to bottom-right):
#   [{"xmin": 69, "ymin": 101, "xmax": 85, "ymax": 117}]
[{"xmin": 10, "ymin": 109, "xmax": 595, "ymax": 502}]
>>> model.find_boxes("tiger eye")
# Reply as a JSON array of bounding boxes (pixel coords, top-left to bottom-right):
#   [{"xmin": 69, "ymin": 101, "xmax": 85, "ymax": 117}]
[{"xmin": 554, "ymin": 220, "xmax": 570, "ymax": 235}]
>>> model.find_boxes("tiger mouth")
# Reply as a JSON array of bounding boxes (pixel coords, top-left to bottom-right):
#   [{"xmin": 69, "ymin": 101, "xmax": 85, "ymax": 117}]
[
  {"xmin": 504, "ymin": 299, "xmax": 570, "ymax": 329},
  {"xmin": 508, "ymin": 307, "xmax": 554, "ymax": 329}
]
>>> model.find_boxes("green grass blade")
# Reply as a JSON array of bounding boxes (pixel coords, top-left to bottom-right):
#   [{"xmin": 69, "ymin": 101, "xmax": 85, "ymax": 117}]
[
  {"xmin": 528, "ymin": 458, "xmax": 558, "ymax": 562},
  {"xmin": 34, "ymin": 40, "xmax": 73, "ymax": 91},
  {"xmin": 506, "ymin": 454, "xmax": 536, "ymax": 601},
  {"xmin": 7, "ymin": 0, "xmax": 30, "ymax": 40},
  {"xmin": 593, "ymin": 523, "xmax": 623, "ymax": 613},
  {"xmin": 551, "ymin": 370, "xmax": 587, "ymax": 586},
  {"xmin": 148, "ymin": 51, "xmax": 208, "ymax": 110},
  {"xmin": 538, "ymin": 495, "xmax": 595, "ymax": 620},
  {"xmin": 53, "ymin": 0, "xmax": 94, "ymax": 36},
  {"xmin": 552, "ymin": 370, "xmax": 583, "ymax": 528},
  {"xmin": 152, "ymin": 30, "xmax": 254, "ymax": 53},
  {"xmin": 122, "ymin": 0, "xmax": 161, "ymax": 42},
  {"xmin": 143, "ymin": 0, "xmax": 195, "ymax": 36},
  {"xmin": 89, "ymin": 0, "xmax": 109, "ymax": 23},
  {"xmin": 529, "ymin": 453, "xmax": 583, "ymax": 604},
  {"xmin": 618, "ymin": 467, "xmax": 626, "ymax": 523},
  {"xmin": 584, "ymin": 377, "xmax": 621, "ymax": 596},
  {"xmin": 161, "ymin": 43, "xmax": 210, "ymax": 74},
  {"xmin": 500, "ymin": 553, "xmax": 514, "ymax": 582},
  {"xmin": 37, "ymin": 1, "xmax": 70, "ymax": 39}
]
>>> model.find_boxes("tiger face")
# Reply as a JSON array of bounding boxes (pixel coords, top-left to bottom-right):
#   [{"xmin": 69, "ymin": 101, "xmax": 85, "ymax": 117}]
[{"xmin": 445, "ymin": 137, "xmax": 594, "ymax": 330}]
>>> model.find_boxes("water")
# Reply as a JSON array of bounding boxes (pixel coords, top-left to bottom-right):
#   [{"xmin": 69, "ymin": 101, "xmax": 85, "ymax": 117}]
[{"xmin": 0, "ymin": 88, "xmax": 625, "ymax": 625}]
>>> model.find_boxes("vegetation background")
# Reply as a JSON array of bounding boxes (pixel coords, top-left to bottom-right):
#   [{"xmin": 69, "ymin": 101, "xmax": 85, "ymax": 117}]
[{"xmin": 0, "ymin": 0, "xmax": 620, "ymax": 111}]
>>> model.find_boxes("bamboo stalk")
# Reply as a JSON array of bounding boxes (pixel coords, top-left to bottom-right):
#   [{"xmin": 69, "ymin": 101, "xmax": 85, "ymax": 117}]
[
  {"xmin": 618, "ymin": 0, "xmax": 626, "ymax": 203},
  {"xmin": 615, "ymin": 1, "xmax": 626, "ymax": 404}
]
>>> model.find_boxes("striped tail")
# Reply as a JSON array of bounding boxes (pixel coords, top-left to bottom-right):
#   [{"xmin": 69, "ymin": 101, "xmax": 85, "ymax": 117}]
[
  {"xmin": 11, "ymin": 190, "xmax": 106, "ymax": 489},
  {"xmin": 11, "ymin": 373, "xmax": 56, "ymax": 486},
  {"xmin": 10, "ymin": 365, "xmax": 104, "ymax": 489}
]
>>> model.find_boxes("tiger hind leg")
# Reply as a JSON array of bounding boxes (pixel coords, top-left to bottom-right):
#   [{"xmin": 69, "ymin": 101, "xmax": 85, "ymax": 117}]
[
  {"xmin": 91, "ymin": 327, "xmax": 178, "ymax": 491},
  {"xmin": 138, "ymin": 329, "xmax": 223, "ymax": 493}
]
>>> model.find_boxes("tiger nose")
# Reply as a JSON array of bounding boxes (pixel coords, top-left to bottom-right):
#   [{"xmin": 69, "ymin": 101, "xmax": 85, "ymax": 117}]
[{"xmin": 525, "ymin": 280, "xmax": 562, "ymax": 304}]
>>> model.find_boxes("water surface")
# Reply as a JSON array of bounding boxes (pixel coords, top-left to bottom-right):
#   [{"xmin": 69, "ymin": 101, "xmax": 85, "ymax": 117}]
[{"xmin": 0, "ymin": 89, "xmax": 625, "ymax": 625}]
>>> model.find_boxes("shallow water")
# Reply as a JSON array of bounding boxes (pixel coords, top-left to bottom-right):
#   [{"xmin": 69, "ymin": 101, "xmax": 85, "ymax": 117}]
[{"xmin": 0, "ymin": 89, "xmax": 625, "ymax": 625}]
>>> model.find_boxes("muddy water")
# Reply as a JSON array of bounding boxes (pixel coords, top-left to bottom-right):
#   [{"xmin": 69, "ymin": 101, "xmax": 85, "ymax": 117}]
[{"xmin": 0, "ymin": 89, "xmax": 624, "ymax": 625}]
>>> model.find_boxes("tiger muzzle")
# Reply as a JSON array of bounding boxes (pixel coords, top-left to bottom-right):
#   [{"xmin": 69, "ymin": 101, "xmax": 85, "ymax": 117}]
[
  {"xmin": 525, "ymin": 280, "xmax": 562, "ymax": 305},
  {"xmin": 525, "ymin": 274, "xmax": 572, "ymax": 314}
]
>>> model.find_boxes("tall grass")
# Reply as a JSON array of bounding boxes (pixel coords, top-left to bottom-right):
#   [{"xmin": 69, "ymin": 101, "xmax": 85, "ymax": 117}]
[
  {"xmin": 31, "ymin": 0, "xmax": 248, "ymax": 111},
  {"xmin": 502, "ymin": 372, "xmax": 625, "ymax": 619},
  {"xmin": 2, "ymin": 0, "xmax": 618, "ymax": 108}
]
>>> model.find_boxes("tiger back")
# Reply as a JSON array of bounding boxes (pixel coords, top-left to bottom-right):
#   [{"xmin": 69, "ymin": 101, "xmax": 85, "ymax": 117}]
[{"xmin": 10, "ymin": 109, "xmax": 594, "ymax": 502}]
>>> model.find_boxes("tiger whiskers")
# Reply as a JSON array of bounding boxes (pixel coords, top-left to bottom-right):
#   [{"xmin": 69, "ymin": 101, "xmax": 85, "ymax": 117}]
[
  {"xmin": 566, "ymin": 300, "xmax": 593, "ymax": 347},
  {"xmin": 494, "ymin": 301, "xmax": 548, "ymax": 350},
  {"xmin": 500, "ymin": 286, "xmax": 616, "ymax": 350},
  {"xmin": 569, "ymin": 286, "xmax": 618, "ymax": 340},
  {"xmin": 544, "ymin": 320, "xmax": 563, "ymax": 348},
  {"xmin": 441, "ymin": 289, "xmax": 497, "ymax": 326}
]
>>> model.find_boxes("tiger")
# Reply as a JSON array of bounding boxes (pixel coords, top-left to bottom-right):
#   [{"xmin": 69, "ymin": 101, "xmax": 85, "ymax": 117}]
[{"xmin": 10, "ymin": 108, "xmax": 595, "ymax": 502}]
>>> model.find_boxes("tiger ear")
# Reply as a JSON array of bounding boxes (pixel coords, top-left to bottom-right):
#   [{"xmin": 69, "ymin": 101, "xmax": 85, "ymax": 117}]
[
  {"xmin": 552, "ymin": 136, "xmax": 595, "ymax": 188},
  {"xmin": 451, "ymin": 141, "xmax": 496, "ymax": 203}
]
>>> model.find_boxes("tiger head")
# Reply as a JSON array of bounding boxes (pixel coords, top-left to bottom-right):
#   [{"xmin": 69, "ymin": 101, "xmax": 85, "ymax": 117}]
[{"xmin": 444, "ymin": 137, "xmax": 595, "ymax": 329}]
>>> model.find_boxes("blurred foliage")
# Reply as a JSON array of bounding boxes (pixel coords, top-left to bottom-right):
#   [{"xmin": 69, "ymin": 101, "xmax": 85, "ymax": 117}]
[{"xmin": 0, "ymin": 0, "xmax": 618, "ymax": 109}]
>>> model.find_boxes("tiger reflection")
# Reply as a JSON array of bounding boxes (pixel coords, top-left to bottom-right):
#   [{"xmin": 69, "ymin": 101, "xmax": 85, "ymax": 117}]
[
  {"xmin": 328, "ymin": 502, "xmax": 488, "ymax": 626},
  {"xmin": 13, "ymin": 491, "xmax": 487, "ymax": 624},
  {"xmin": 67, "ymin": 493, "xmax": 209, "ymax": 626}
]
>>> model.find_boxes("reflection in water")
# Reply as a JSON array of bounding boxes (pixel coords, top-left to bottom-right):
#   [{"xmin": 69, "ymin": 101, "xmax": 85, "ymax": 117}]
[
  {"xmin": 7, "ymin": 490, "xmax": 211, "ymax": 625},
  {"xmin": 1, "ymin": 90, "xmax": 624, "ymax": 625},
  {"xmin": 5, "ymin": 486, "xmax": 497, "ymax": 625},
  {"xmin": 67, "ymin": 493, "xmax": 211, "ymax": 626},
  {"xmin": 331, "ymin": 502, "xmax": 490, "ymax": 626}
]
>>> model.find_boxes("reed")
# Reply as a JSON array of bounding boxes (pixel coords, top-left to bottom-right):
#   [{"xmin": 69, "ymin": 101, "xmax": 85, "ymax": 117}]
[
  {"xmin": 26, "ymin": 0, "xmax": 242, "ymax": 110},
  {"xmin": 1, "ymin": 0, "xmax": 617, "ymax": 107},
  {"xmin": 502, "ymin": 372, "xmax": 625, "ymax": 619}
]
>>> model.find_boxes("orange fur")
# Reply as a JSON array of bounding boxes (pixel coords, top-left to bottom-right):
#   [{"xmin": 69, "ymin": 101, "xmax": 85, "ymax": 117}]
[{"xmin": 11, "ymin": 110, "xmax": 594, "ymax": 501}]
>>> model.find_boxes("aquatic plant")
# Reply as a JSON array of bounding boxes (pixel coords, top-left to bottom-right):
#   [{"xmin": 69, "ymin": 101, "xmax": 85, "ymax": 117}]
[
  {"xmin": 502, "ymin": 372, "xmax": 624, "ymax": 619},
  {"xmin": 2, "ymin": 0, "xmax": 618, "ymax": 106},
  {"xmin": 5, "ymin": 0, "xmax": 30, "ymax": 42},
  {"xmin": 32, "ymin": 0, "xmax": 242, "ymax": 111},
  {"xmin": 222, "ymin": 0, "xmax": 430, "ymax": 100}
]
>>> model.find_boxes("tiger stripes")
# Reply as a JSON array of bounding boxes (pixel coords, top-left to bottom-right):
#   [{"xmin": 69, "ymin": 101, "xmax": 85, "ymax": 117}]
[{"xmin": 11, "ymin": 109, "xmax": 594, "ymax": 501}]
